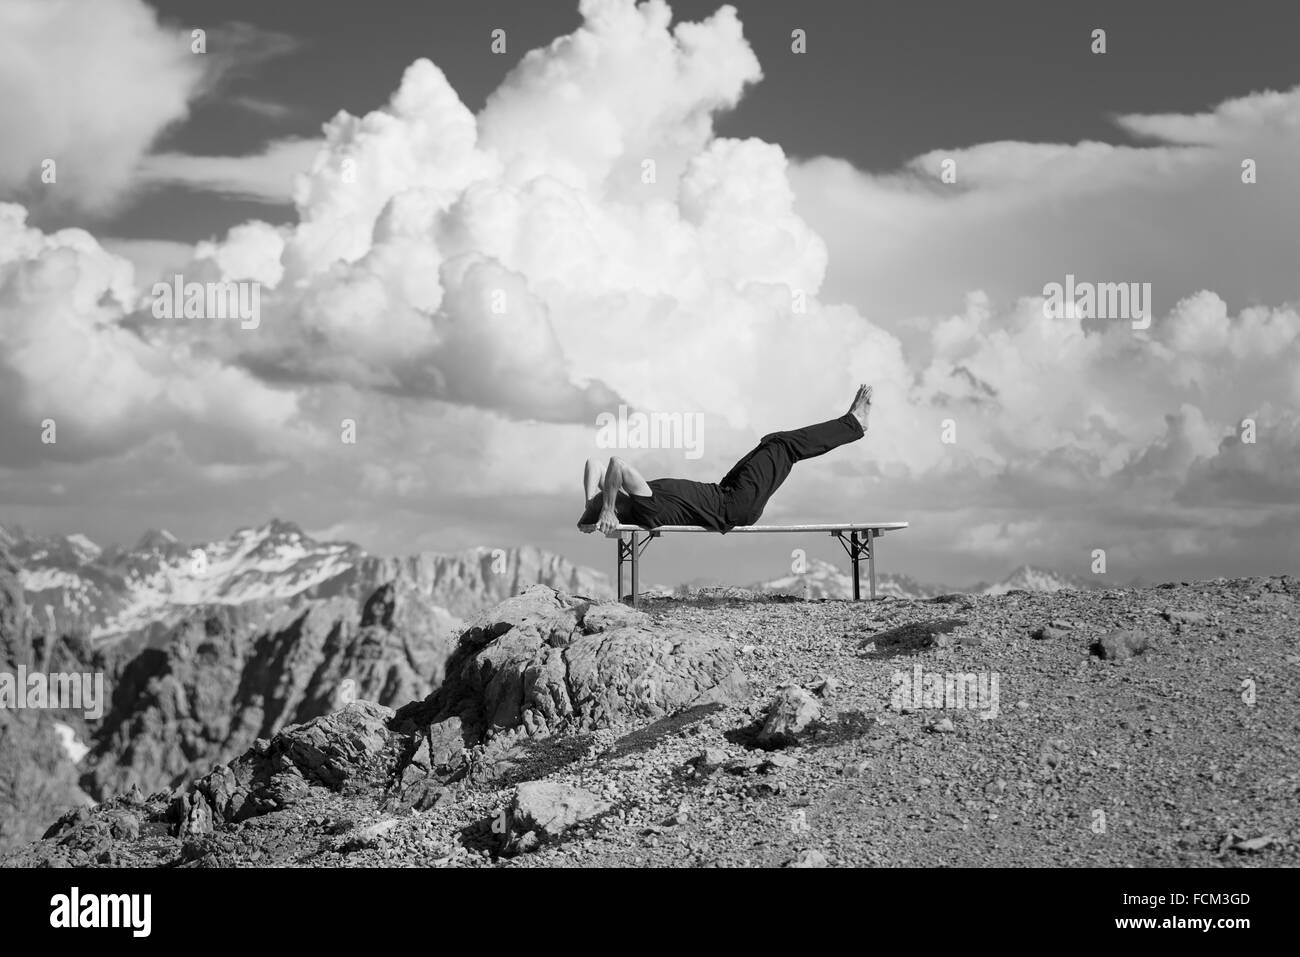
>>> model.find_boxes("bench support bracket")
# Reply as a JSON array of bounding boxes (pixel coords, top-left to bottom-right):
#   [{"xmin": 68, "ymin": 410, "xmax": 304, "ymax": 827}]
[
  {"xmin": 616, "ymin": 531, "xmax": 658, "ymax": 606},
  {"xmin": 831, "ymin": 529, "xmax": 877, "ymax": 600}
]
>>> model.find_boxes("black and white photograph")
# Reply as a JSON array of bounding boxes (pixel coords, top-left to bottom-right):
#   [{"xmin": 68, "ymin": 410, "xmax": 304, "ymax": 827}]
[{"xmin": 0, "ymin": 0, "xmax": 1294, "ymax": 931}]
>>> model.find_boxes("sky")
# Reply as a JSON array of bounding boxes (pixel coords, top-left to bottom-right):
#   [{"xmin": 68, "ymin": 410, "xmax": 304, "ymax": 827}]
[{"xmin": 1, "ymin": 0, "xmax": 1298, "ymax": 589}]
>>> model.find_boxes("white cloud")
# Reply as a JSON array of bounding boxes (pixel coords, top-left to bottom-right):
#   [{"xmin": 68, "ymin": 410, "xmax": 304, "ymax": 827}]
[
  {"xmin": 0, "ymin": 0, "xmax": 205, "ymax": 213},
  {"xmin": 791, "ymin": 86, "xmax": 1300, "ymax": 325},
  {"xmin": 0, "ymin": 204, "xmax": 306, "ymax": 466}
]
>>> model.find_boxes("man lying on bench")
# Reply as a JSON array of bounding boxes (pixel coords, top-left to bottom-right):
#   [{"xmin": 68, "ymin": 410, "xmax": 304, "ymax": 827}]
[{"xmin": 578, "ymin": 385, "xmax": 873, "ymax": 534}]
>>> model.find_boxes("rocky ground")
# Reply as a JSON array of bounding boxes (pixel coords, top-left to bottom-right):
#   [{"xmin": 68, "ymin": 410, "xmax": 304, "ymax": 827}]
[{"xmin": 4, "ymin": 575, "xmax": 1297, "ymax": 868}]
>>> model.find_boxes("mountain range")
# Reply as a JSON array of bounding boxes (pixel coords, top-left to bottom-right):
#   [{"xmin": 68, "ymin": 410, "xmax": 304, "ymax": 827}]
[
  {"xmin": 751, "ymin": 559, "xmax": 1101, "ymax": 600},
  {"xmin": 0, "ymin": 519, "xmax": 611, "ymax": 651}
]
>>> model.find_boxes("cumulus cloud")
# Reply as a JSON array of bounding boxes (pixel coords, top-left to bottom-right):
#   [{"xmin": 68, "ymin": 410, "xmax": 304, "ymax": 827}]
[
  {"xmin": 181, "ymin": 0, "xmax": 853, "ymax": 426},
  {"xmin": 792, "ymin": 85, "xmax": 1300, "ymax": 325},
  {"xmin": 0, "ymin": 0, "xmax": 203, "ymax": 212},
  {"xmin": 0, "ymin": 204, "xmax": 306, "ymax": 467},
  {"xmin": 0, "ymin": 1, "xmax": 300, "ymax": 215},
  {"xmin": 2, "ymin": 0, "xmax": 1297, "ymax": 583}
]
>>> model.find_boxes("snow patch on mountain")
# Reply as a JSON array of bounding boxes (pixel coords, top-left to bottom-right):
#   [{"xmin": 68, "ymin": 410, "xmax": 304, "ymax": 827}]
[
  {"xmin": 20, "ymin": 567, "xmax": 87, "ymax": 593},
  {"xmin": 64, "ymin": 534, "xmax": 101, "ymax": 562},
  {"xmin": 980, "ymin": 565, "xmax": 1093, "ymax": 595},
  {"xmin": 4, "ymin": 520, "xmax": 612, "ymax": 647},
  {"xmin": 52, "ymin": 722, "xmax": 90, "ymax": 764}
]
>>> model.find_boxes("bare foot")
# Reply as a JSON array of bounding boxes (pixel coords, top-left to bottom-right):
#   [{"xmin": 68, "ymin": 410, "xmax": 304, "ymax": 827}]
[{"xmin": 849, "ymin": 383, "xmax": 873, "ymax": 431}]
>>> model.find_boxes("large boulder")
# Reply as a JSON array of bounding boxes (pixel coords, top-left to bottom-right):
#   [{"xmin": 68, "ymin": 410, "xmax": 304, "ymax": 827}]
[
  {"xmin": 565, "ymin": 627, "xmax": 750, "ymax": 729},
  {"xmin": 398, "ymin": 585, "xmax": 749, "ymax": 743},
  {"xmin": 508, "ymin": 781, "xmax": 609, "ymax": 845},
  {"xmin": 757, "ymin": 686, "xmax": 822, "ymax": 746}
]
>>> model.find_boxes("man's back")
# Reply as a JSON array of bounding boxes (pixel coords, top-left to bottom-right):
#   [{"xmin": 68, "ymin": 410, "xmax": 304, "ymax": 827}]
[
  {"xmin": 643, "ymin": 478, "xmax": 728, "ymax": 530},
  {"xmin": 579, "ymin": 477, "xmax": 728, "ymax": 531}
]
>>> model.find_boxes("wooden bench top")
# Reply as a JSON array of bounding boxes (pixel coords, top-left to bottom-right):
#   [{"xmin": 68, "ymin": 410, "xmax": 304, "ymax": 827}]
[{"xmin": 580, "ymin": 522, "xmax": 908, "ymax": 537}]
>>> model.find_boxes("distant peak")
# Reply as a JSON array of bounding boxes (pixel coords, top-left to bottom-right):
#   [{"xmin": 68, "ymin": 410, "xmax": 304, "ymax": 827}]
[
  {"xmin": 135, "ymin": 528, "xmax": 180, "ymax": 550},
  {"xmin": 233, "ymin": 518, "xmax": 313, "ymax": 545},
  {"xmin": 262, "ymin": 518, "xmax": 306, "ymax": 538}
]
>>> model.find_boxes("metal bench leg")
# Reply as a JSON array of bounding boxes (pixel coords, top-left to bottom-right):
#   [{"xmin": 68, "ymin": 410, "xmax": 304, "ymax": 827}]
[
  {"xmin": 869, "ymin": 530, "xmax": 878, "ymax": 600},
  {"xmin": 850, "ymin": 530, "xmax": 861, "ymax": 600},
  {"xmin": 616, "ymin": 533, "xmax": 626, "ymax": 603},
  {"xmin": 630, "ymin": 531, "xmax": 640, "ymax": 607}
]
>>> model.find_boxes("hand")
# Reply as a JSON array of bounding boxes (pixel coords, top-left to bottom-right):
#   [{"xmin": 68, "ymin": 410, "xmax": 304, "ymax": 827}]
[{"xmin": 596, "ymin": 507, "xmax": 620, "ymax": 535}]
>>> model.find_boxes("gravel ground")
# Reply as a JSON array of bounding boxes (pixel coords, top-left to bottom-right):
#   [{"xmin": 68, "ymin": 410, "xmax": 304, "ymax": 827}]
[{"xmin": 8, "ymin": 575, "xmax": 1297, "ymax": 868}]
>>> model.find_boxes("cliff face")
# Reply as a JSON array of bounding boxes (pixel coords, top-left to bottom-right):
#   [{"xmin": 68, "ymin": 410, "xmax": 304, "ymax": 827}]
[
  {"xmin": 329, "ymin": 545, "xmax": 614, "ymax": 617},
  {"xmin": 0, "ymin": 545, "xmax": 95, "ymax": 855},
  {"xmin": 82, "ymin": 581, "xmax": 463, "ymax": 798}
]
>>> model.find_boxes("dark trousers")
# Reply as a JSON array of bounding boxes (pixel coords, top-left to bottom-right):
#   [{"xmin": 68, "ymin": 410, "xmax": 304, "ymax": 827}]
[{"xmin": 718, "ymin": 412, "xmax": 865, "ymax": 527}]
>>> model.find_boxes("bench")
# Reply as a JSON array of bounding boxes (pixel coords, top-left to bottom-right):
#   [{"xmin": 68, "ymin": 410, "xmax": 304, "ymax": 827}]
[{"xmin": 578, "ymin": 522, "xmax": 909, "ymax": 606}]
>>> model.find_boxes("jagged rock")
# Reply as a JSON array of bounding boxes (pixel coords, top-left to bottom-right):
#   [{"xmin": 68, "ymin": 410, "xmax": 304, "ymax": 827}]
[
  {"xmin": 410, "ymin": 717, "xmax": 469, "ymax": 774},
  {"xmin": 42, "ymin": 806, "xmax": 141, "ymax": 855},
  {"xmin": 1093, "ymin": 629, "xmax": 1149, "ymax": 661},
  {"xmin": 1162, "ymin": 609, "xmax": 1207, "ymax": 625},
  {"xmin": 401, "ymin": 586, "xmax": 749, "ymax": 743},
  {"xmin": 811, "ymin": 675, "xmax": 842, "ymax": 697},
  {"xmin": 175, "ymin": 700, "xmax": 403, "ymax": 832},
  {"xmin": 757, "ymin": 686, "xmax": 821, "ymax": 746},
  {"xmin": 507, "ymin": 781, "xmax": 609, "ymax": 844},
  {"xmin": 401, "ymin": 781, "xmax": 453, "ymax": 812},
  {"xmin": 462, "ymin": 728, "xmax": 532, "ymax": 786},
  {"xmin": 175, "ymin": 791, "xmax": 214, "ymax": 836}
]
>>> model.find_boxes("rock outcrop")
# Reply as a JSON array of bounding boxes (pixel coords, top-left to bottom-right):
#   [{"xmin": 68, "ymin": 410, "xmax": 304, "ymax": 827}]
[
  {"xmin": 174, "ymin": 701, "xmax": 403, "ymax": 834},
  {"xmin": 397, "ymin": 585, "xmax": 750, "ymax": 746}
]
